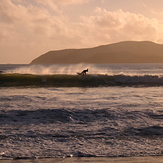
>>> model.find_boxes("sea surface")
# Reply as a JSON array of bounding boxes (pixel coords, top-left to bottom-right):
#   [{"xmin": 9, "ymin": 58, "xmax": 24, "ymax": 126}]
[{"xmin": 0, "ymin": 63, "xmax": 163, "ymax": 159}]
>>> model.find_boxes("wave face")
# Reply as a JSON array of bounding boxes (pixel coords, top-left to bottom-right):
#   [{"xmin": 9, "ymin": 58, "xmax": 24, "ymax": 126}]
[{"xmin": 0, "ymin": 74, "xmax": 163, "ymax": 87}]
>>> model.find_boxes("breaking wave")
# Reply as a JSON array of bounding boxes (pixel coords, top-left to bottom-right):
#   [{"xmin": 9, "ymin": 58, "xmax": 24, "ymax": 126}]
[{"xmin": 1, "ymin": 74, "xmax": 163, "ymax": 87}]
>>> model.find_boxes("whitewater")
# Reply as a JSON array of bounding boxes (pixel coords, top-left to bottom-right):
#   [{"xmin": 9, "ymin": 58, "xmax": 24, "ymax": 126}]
[{"xmin": 0, "ymin": 63, "xmax": 163, "ymax": 159}]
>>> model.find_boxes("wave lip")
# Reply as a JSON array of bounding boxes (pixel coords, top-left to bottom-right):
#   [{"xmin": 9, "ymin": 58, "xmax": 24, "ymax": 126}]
[{"xmin": 0, "ymin": 74, "xmax": 163, "ymax": 87}]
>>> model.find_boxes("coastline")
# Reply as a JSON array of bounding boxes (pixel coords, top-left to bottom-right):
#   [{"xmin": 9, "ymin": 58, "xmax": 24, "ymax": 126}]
[{"xmin": 0, "ymin": 156, "xmax": 163, "ymax": 163}]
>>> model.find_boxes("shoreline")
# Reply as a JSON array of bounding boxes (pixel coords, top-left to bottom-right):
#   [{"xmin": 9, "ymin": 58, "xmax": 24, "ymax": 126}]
[{"xmin": 0, "ymin": 156, "xmax": 163, "ymax": 163}]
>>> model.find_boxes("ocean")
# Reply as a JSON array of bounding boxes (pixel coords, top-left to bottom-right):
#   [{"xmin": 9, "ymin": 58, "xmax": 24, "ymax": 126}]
[{"xmin": 0, "ymin": 63, "xmax": 163, "ymax": 159}]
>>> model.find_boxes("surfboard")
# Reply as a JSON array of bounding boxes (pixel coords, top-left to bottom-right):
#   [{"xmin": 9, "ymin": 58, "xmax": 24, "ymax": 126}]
[{"xmin": 77, "ymin": 72, "xmax": 82, "ymax": 75}]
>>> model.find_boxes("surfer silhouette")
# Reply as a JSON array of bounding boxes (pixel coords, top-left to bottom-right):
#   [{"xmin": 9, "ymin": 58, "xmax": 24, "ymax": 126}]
[
  {"xmin": 77, "ymin": 69, "xmax": 88, "ymax": 75},
  {"xmin": 81, "ymin": 69, "xmax": 88, "ymax": 75}
]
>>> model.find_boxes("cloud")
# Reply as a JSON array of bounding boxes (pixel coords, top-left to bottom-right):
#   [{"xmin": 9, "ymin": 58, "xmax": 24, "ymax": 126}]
[
  {"xmin": 29, "ymin": 0, "xmax": 91, "ymax": 9},
  {"xmin": 1, "ymin": 1, "xmax": 163, "ymax": 63},
  {"xmin": 0, "ymin": 0, "xmax": 67, "ymax": 62},
  {"xmin": 78, "ymin": 8, "xmax": 163, "ymax": 45},
  {"xmin": 56, "ymin": 0, "xmax": 91, "ymax": 5}
]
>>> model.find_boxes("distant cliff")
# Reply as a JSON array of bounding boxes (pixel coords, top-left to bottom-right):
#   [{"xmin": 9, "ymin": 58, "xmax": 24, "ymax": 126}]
[{"xmin": 30, "ymin": 41, "xmax": 163, "ymax": 64}]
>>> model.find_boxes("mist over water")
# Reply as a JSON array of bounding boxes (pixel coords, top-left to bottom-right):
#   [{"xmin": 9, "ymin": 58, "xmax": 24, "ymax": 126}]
[
  {"xmin": 3, "ymin": 63, "xmax": 163, "ymax": 76},
  {"xmin": 5, "ymin": 64, "xmax": 110, "ymax": 75}
]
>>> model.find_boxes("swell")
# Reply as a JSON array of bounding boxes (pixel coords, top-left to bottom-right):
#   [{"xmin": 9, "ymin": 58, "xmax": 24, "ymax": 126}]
[{"xmin": 0, "ymin": 74, "xmax": 163, "ymax": 87}]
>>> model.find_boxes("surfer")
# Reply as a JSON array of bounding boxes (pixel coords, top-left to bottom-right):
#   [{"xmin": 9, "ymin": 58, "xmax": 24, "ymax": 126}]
[
  {"xmin": 77, "ymin": 69, "xmax": 88, "ymax": 75},
  {"xmin": 81, "ymin": 69, "xmax": 88, "ymax": 75}
]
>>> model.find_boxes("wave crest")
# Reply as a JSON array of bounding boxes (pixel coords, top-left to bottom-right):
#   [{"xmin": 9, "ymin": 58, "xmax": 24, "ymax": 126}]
[{"xmin": 0, "ymin": 74, "xmax": 163, "ymax": 87}]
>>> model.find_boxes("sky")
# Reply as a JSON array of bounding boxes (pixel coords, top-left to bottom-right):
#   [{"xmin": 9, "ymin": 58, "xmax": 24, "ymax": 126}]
[{"xmin": 1, "ymin": 0, "xmax": 163, "ymax": 64}]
